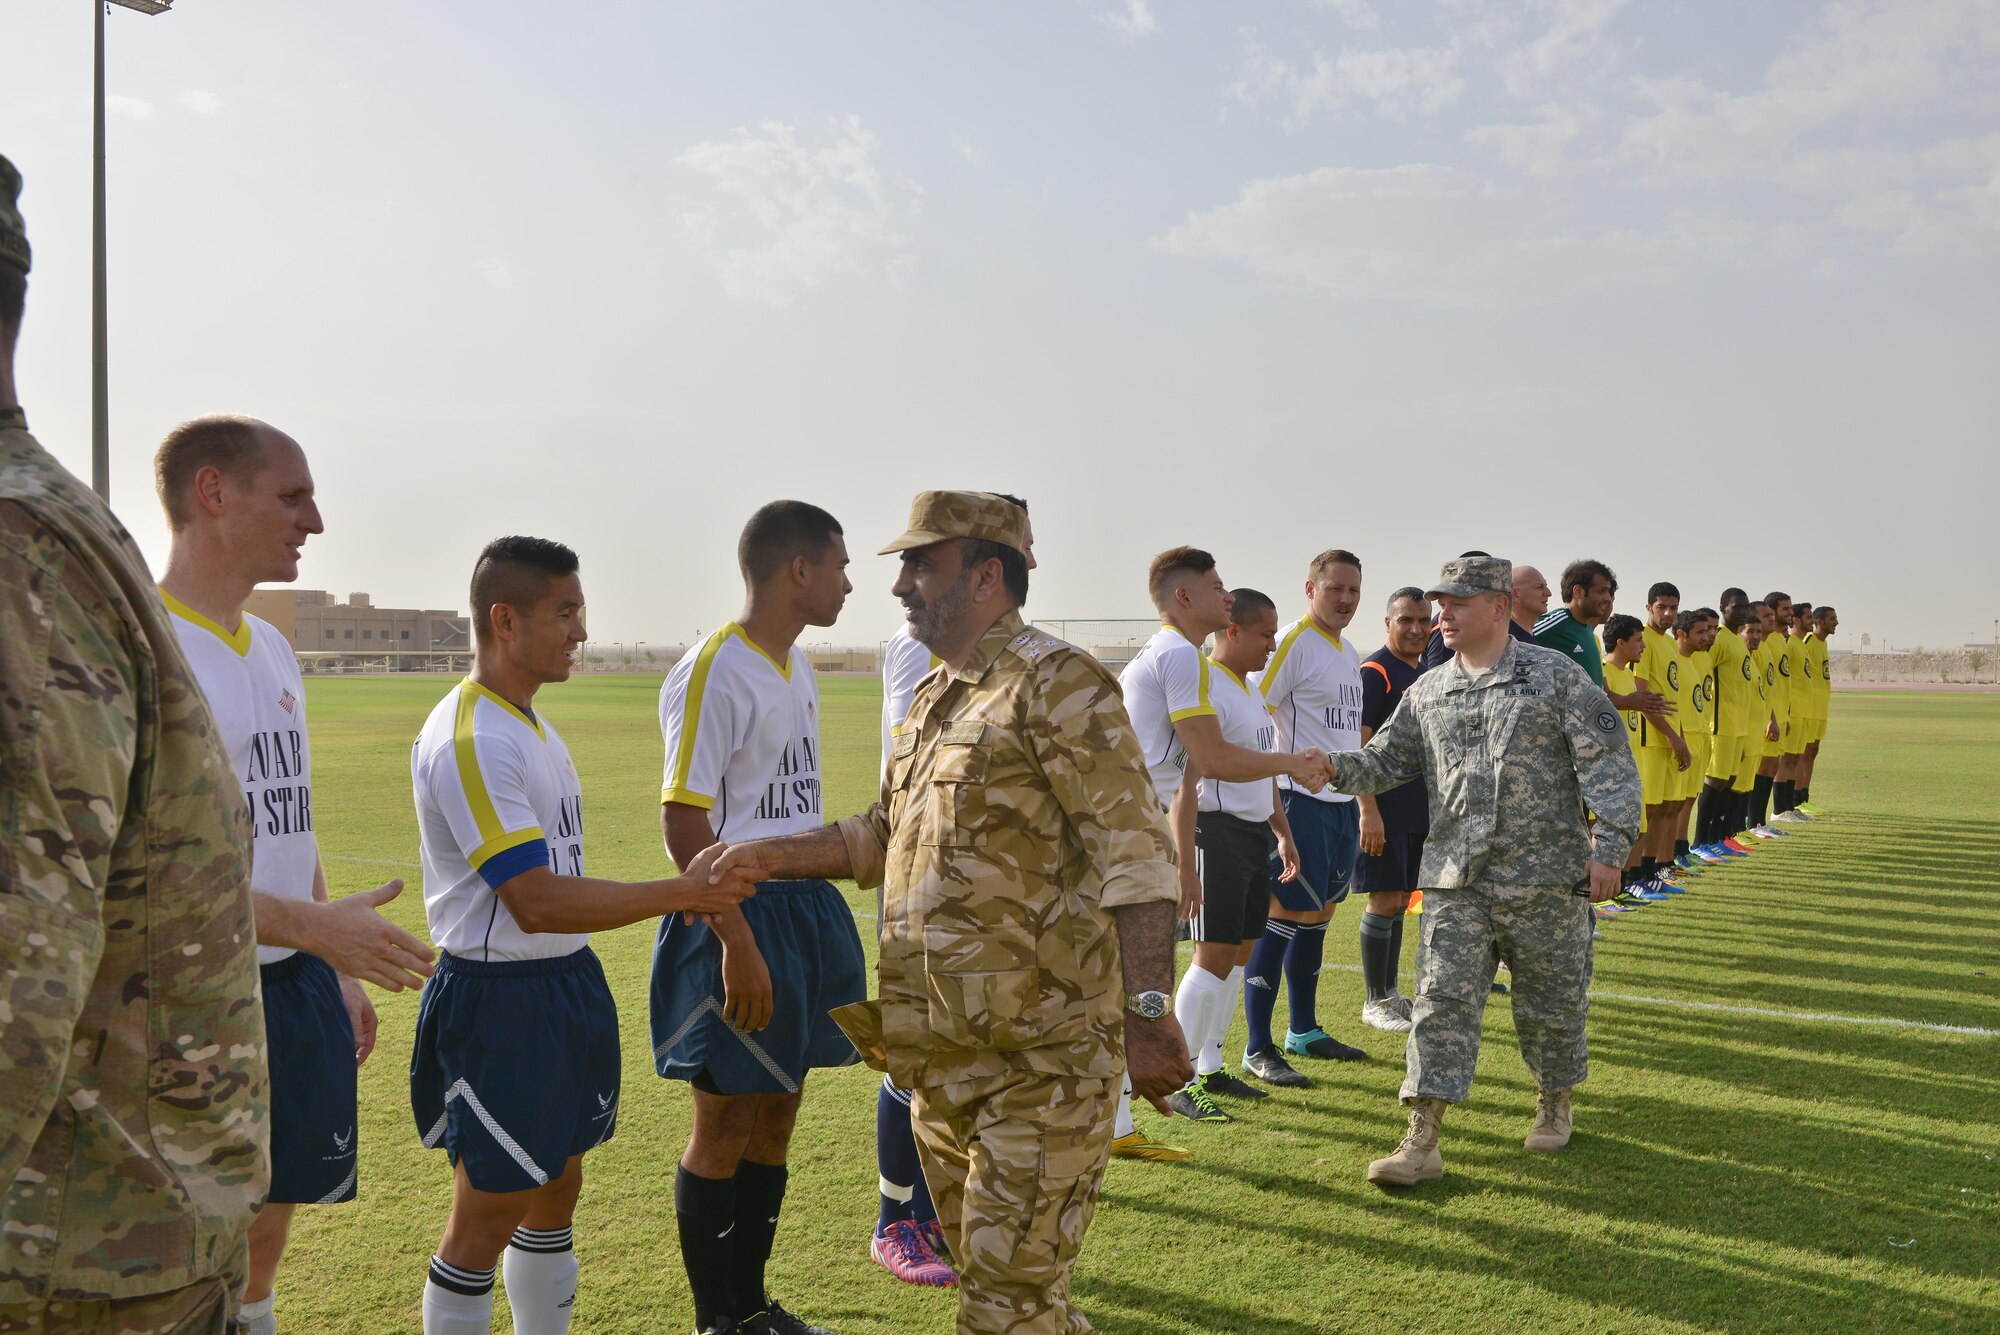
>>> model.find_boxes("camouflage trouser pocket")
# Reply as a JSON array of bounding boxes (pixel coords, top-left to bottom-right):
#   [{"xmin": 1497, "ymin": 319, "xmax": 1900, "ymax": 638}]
[
  {"xmin": 1011, "ymin": 1126, "xmax": 1105, "ymax": 1275},
  {"xmin": 925, "ymin": 967, "xmax": 1040, "ymax": 1051}
]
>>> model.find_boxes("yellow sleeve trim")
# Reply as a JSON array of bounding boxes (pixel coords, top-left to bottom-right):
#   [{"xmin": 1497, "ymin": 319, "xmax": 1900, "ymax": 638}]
[
  {"xmin": 660, "ymin": 786, "xmax": 716, "ymax": 810},
  {"xmin": 667, "ymin": 631, "xmax": 731, "ymax": 799},
  {"xmin": 453, "ymin": 685, "xmax": 543, "ymax": 851},
  {"xmin": 469, "ymin": 827, "xmax": 545, "ymax": 870},
  {"xmin": 1260, "ymin": 622, "xmax": 1311, "ymax": 701},
  {"xmin": 1169, "ymin": 705, "xmax": 1218, "ymax": 723}
]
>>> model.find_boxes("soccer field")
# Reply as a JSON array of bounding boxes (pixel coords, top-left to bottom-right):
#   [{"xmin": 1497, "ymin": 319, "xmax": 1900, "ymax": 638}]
[{"xmin": 287, "ymin": 680, "xmax": 1997, "ymax": 1335}]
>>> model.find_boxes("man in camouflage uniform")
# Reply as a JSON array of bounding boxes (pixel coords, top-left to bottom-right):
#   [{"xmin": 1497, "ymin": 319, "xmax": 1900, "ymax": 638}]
[
  {"xmin": 1323, "ymin": 555, "xmax": 1640, "ymax": 1187},
  {"xmin": 0, "ymin": 155, "xmax": 270, "ymax": 1334},
  {"xmin": 713, "ymin": 491, "xmax": 1191, "ymax": 1334}
]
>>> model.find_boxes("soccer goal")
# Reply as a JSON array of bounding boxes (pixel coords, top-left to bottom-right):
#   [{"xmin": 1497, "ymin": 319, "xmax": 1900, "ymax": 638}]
[{"xmin": 1030, "ymin": 618, "xmax": 1160, "ymax": 672}]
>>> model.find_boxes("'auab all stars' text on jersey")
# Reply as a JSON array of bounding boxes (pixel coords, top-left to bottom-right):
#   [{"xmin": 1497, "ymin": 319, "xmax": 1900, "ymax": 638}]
[
  {"xmin": 1197, "ymin": 660, "xmax": 1277, "ymax": 823},
  {"xmin": 880, "ymin": 624, "xmax": 939, "ymax": 771},
  {"xmin": 413, "ymin": 679, "xmax": 587, "ymax": 962},
  {"xmin": 165, "ymin": 591, "xmax": 317, "ymax": 966},
  {"xmin": 1118, "ymin": 625, "xmax": 1215, "ymax": 809},
  {"xmin": 661, "ymin": 622, "xmax": 825, "ymax": 843},
  {"xmin": 1253, "ymin": 617, "xmax": 1361, "ymax": 805}
]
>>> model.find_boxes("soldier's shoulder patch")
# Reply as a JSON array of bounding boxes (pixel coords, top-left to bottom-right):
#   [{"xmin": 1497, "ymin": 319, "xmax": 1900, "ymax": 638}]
[
  {"xmin": 1595, "ymin": 709, "xmax": 1622, "ymax": 736},
  {"xmin": 1008, "ymin": 628, "xmax": 1073, "ymax": 664}
]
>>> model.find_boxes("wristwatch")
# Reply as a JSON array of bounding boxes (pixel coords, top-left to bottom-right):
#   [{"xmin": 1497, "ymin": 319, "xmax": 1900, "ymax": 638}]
[{"xmin": 1125, "ymin": 990, "xmax": 1172, "ymax": 1020}]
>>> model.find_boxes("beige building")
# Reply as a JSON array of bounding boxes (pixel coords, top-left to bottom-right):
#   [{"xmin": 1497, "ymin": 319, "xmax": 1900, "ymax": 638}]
[{"xmin": 245, "ymin": 589, "xmax": 470, "ymax": 665}]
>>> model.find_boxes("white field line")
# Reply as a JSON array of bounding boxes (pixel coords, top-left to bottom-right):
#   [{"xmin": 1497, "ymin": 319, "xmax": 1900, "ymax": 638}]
[{"xmin": 326, "ymin": 853, "xmax": 422, "ymax": 870}]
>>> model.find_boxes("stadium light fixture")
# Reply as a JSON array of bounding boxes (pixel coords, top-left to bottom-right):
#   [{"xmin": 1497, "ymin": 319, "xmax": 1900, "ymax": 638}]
[{"xmin": 93, "ymin": 0, "xmax": 175, "ymax": 502}]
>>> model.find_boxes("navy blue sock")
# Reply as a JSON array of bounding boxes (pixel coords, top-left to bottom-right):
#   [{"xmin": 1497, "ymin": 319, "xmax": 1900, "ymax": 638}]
[
  {"xmin": 1283, "ymin": 921, "xmax": 1329, "ymax": 1035},
  {"xmin": 875, "ymin": 1079, "xmax": 932, "ymax": 1233},
  {"xmin": 1387, "ymin": 912, "xmax": 1405, "ymax": 993},
  {"xmin": 1242, "ymin": 921, "xmax": 1293, "ymax": 1055}
]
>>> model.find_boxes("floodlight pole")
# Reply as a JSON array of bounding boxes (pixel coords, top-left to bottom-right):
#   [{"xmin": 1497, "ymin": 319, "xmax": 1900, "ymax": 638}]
[
  {"xmin": 92, "ymin": 0, "xmax": 107, "ymax": 500},
  {"xmin": 92, "ymin": 0, "xmax": 174, "ymax": 503}
]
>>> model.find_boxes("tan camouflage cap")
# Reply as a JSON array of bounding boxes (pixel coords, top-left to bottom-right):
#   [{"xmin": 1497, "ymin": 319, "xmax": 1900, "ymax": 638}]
[
  {"xmin": 879, "ymin": 490, "xmax": 1028, "ymax": 555},
  {"xmin": 0, "ymin": 155, "xmax": 28, "ymax": 275},
  {"xmin": 1427, "ymin": 554, "xmax": 1513, "ymax": 599}
]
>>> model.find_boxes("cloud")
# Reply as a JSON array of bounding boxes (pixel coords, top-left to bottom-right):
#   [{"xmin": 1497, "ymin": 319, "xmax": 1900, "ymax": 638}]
[
  {"xmin": 476, "ymin": 256, "xmax": 517, "ymax": 290},
  {"xmin": 1308, "ymin": 0, "xmax": 1381, "ymax": 33},
  {"xmin": 951, "ymin": 133, "xmax": 985, "ymax": 167},
  {"xmin": 1230, "ymin": 34, "xmax": 1464, "ymax": 126},
  {"xmin": 177, "ymin": 89, "xmax": 225, "ymax": 116},
  {"xmin": 677, "ymin": 116, "xmax": 920, "ymax": 307},
  {"xmin": 107, "ymin": 95, "xmax": 157, "ymax": 120},
  {"xmin": 1153, "ymin": 163, "xmax": 1751, "ymax": 310},
  {"xmin": 1466, "ymin": 102, "xmax": 1597, "ymax": 177},
  {"xmin": 1100, "ymin": 0, "xmax": 1158, "ymax": 42}
]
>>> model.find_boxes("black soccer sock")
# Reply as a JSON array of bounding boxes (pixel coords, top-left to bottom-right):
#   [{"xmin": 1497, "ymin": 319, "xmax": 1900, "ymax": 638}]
[
  {"xmin": 731, "ymin": 1159, "xmax": 789, "ymax": 1318},
  {"xmin": 1732, "ymin": 790, "xmax": 1752, "ymax": 837},
  {"xmin": 1697, "ymin": 785, "xmax": 1725, "ymax": 846},
  {"xmin": 1777, "ymin": 779, "xmax": 1797, "ymax": 813},
  {"xmin": 1359, "ymin": 912, "xmax": 1396, "ymax": 1002},
  {"xmin": 1386, "ymin": 911, "xmax": 1405, "ymax": 993},
  {"xmin": 675, "ymin": 1166, "xmax": 737, "ymax": 1329},
  {"xmin": 1752, "ymin": 774, "xmax": 1774, "ymax": 826},
  {"xmin": 1674, "ymin": 839, "xmax": 1690, "ymax": 862}
]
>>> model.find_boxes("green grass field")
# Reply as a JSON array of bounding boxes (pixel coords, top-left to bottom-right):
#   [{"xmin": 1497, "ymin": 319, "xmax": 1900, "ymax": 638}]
[{"xmin": 285, "ymin": 680, "xmax": 1997, "ymax": 1334}]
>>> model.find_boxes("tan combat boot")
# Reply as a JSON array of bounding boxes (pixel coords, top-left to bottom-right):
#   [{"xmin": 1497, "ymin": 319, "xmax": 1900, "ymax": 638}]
[
  {"xmin": 1366, "ymin": 1098, "xmax": 1446, "ymax": 1187},
  {"xmin": 1524, "ymin": 1087, "xmax": 1573, "ymax": 1152}
]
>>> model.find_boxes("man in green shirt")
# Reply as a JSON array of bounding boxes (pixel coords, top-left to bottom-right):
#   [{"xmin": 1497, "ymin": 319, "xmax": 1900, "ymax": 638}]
[{"xmin": 1536, "ymin": 559, "xmax": 1671, "ymax": 727}]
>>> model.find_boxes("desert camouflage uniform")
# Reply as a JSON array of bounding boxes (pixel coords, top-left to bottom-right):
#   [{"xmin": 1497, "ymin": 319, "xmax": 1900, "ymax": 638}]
[
  {"xmin": 1, "ymin": 416, "xmax": 268, "ymax": 1335},
  {"xmin": 1330, "ymin": 635, "xmax": 1640, "ymax": 1103},
  {"xmin": 834, "ymin": 609, "xmax": 1175, "ymax": 1335}
]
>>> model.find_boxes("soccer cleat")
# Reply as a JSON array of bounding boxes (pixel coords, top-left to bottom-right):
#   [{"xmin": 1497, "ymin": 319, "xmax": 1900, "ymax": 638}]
[
  {"xmin": 1653, "ymin": 878, "xmax": 1689, "ymax": 895},
  {"xmin": 1361, "ymin": 998, "xmax": 1415, "ymax": 1033},
  {"xmin": 1367, "ymin": 1098, "xmax": 1446, "ymax": 1187},
  {"xmin": 1692, "ymin": 845, "xmax": 1729, "ymax": 864},
  {"xmin": 1489, "ymin": 981, "xmax": 1510, "ymax": 995},
  {"xmin": 1778, "ymin": 809, "xmax": 1811, "ymax": 823},
  {"xmin": 1673, "ymin": 854, "xmax": 1700, "ymax": 872},
  {"xmin": 1593, "ymin": 905, "xmax": 1622, "ymax": 920},
  {"xmin": 1285, "ymin": 1027, "xmax": 1369, "ymax": 1061},
  {"xmin": 1798, "ymin": 801, "xmax": 1824, "ymax": 816},
  {"xmin": 696, "ymin": 1324, "xmax": 740, "ymax": 1335},
  {"xmin": 1202, "ymin": 1067, "xmax": 1269, "ymax": 1100},
  {"xmin": 1723, "ymin": 837, "xmax": 1755, "ymax": 853},
  {"xmin": 918, "ymin": 1216, "xmax": 950, "ymax": 1262},
  {"xmin": 1242, "ymin": 1046, "xmax": 1311, "ymax": 1088},
  {"xmin": 1628, "ymin": 885, "xmax": 1671, "ymax": 903},
  {"xmin": 1166, "ymin": 1076, "xmax": 1233, "ymax": 1123},
  {"xmin": 871, "ymin": 1220, "xmax": 957, "ymax": 1288},
  {"xmin": 740, "ymin": 1303, "xmax": 837, "ymax": 1335},
  {"xmin": 1752, "ymin": 824, "xmax": 1787, "ymax": 838},
  {"xmin": 1384, "ymin": 992, "xmax": 1415, "ymax": 1021},
  {"xmin": 1109, "ymin": 1129, "xmax": 1192, "ymax": 1161},
  {"xmin": 1523, "ymin": 1087, "xmax": 1573, "ymax": 1153}
]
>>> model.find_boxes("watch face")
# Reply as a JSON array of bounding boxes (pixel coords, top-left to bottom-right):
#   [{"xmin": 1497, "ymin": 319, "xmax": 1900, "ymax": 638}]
[{"xmin": 1130, "ymin": 991, "xmax": 1167, "ymax": 1019}]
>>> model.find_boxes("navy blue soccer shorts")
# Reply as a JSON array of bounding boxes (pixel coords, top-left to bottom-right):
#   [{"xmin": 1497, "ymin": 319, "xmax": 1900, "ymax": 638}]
[
  {"xmin": 410, "ymin": 947, "xmax": 621, "ymax": 1194},
  {"xmin": 649, "ymin": 878, "xmax": 867, "ymax": 1095},
  {"xmin": 1271, "ymin": 792, "xmax": 1359, "ymax": 912},
  {"xmin": 1355, "ymin": 831, "xmax": 1428, "ymax": 895},
  {"xmin": 263, "ymin": 950, "xmax": 359, "ymax": 1204}
]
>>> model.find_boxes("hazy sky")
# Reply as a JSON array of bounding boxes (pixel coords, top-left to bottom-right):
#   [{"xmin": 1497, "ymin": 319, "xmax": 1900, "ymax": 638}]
[{"xmin": 7, "ymin": 0, "xmax": 1997, "ymax": 654}]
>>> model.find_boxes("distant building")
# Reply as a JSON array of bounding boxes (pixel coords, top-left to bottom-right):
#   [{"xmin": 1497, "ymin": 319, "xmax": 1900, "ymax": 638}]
[{"xmin": 245, "ymin": 589, "xmax": 470, "ymax": 667}]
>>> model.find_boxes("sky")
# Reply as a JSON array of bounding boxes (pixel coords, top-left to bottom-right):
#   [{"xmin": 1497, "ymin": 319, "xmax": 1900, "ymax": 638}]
[{"xmin": 5, "ymin": 0, "xmax": 1998, "ymax": 656}]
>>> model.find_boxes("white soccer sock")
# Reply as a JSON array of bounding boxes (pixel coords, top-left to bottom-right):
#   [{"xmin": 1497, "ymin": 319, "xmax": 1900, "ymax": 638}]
[
  {"xmin": 1114, "ymin": 1081, "xmax": 1135, "ymax": 1137},
  {"xmin": 424, "ymin": 1256, "xmax": 495, "ymax": 1334},
  {"xmin": 1177, "ymin": 965, "xmax": 1230, "ymax": 1075},
  {"xmin": 503, "ymin": 1226, "xmax": 578, "ymax": 1335},
  {"xmin": 1209, "ymin": 967, "xmax": 1246, "ymax": 1072},
  {"xmin": 235, "ymin": 1293, "xmax": 276, "ymax": 1335}
]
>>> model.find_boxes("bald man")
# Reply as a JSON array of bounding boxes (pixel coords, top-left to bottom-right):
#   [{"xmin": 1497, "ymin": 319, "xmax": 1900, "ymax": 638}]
[{"xmin": 1512, "ymin": 566, "xmax": 1551, "ymax": 638}]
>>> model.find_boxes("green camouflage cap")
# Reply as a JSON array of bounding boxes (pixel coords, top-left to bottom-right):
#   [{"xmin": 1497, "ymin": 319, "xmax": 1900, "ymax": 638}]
[
  {"xmin": 880, "ymin": 489, "xmax": 1028, "ymax": 555},
  {"xmin": 1427, "ymin": 554, "xmax": 1513, "ymax": 599},
  {"xmin": 0, "ymin": 155, "xmax": 28, "ymax": 274}
]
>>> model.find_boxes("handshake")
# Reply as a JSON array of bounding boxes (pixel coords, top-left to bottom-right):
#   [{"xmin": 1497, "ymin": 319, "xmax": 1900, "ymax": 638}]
[{"xmin": 1287, "ymin": 747, "xmax": 1334, "ymax": 793}]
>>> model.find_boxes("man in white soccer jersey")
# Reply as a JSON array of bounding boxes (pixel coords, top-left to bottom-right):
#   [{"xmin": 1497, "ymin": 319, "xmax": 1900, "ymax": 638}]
[
  {"xmin": 1116, "ymin": 546, "xmax": 1328, "ymax": 1141},
  {"xmin": 410, "ymin": 536, "xmax": 756, "ymax": 1335},
  {"xmin": 1166, "ymin": 588, "xmax": 1303, "ymax": 1120},
  {"xmin": 654, "ymin": 502, "xmax": 871, "ymax": 1335},
  {"xmin": 869, "ymin": 496, "xmax": 1034, "ymax": 1287},
  {"xmin": 152, "ymin": 414, "xmax": 438, "ymax": 1335},
  {"xmin": 1242, "ymin": 548, "xmax": 1369, "ymax": 1082}
]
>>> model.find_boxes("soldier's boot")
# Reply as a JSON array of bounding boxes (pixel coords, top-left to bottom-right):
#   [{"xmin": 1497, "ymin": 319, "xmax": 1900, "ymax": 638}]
[
  {"xmin": 1366, "ymin": 1098, "xmax": 1446, "ymax": 1187},
  {"xmin": 1524, "ymin": 1086, "xmax": 1574, "ymax": 1153}
]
